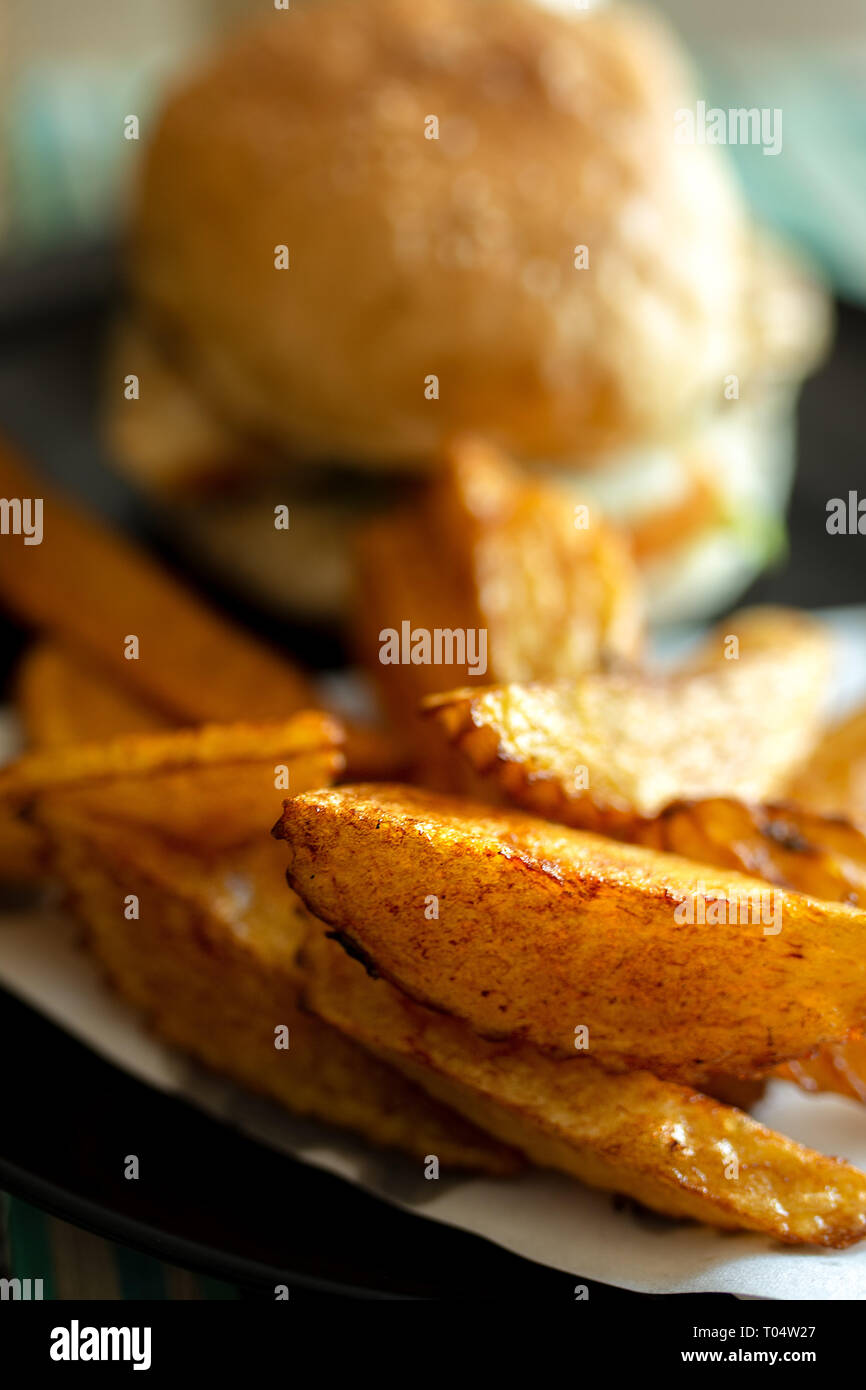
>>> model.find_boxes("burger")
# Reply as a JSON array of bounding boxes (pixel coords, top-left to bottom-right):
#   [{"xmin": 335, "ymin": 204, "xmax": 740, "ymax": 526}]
[{"xmin": 105, "ymin": 0, "xmax": 830, "ymax": 622}]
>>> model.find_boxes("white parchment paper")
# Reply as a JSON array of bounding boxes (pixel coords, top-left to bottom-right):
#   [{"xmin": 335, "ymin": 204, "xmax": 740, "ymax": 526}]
[{"xmin": 3, "ymin": 606, "xmax": 866, "ymax": 1299}]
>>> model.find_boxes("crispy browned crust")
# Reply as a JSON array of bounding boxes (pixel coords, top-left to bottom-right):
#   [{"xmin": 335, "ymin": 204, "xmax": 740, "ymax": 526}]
[
  {"xmin": 638, "ymin": 797, "xmax": 866, "ymax": 905},
  {"xmin": 2, "ymin": 641, "xmax": 175, "ymax": 886},
  {"xmin": 275, "ymin": 782, "xmax": 866, "ymax": 1083},
  {"xmin": 300, "ymin": 928, "xmax": 866, "ymax": 1247},
  {"xmin": 32, "ymin": 800, "xmax": 520, "ymax": 1176},
  {"xmin": 424, "ymin": 607, "xmax": 831, "ymax": 832},
  {"xmin": 0, "ymin": 712, "xmax": 344, "ymax": 856},
  {"xmin": 0, "ymin": 444, "xmax": 316, "ymax": 721},
  {"xmin": 636, "ymin": 795, "xmax": 866, "ymax": 1103},
  {"xmin": 353, "ymin": 437, "xmax": 643, "ymax": 780}
]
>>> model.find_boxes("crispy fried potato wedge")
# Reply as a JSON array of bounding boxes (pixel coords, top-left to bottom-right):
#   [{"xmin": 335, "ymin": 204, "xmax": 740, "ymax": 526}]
[
  {"xmin": 1, "ymin": 712, "xmax": 343, "ymax": 853},
  {"xmin": 425, "ymin": 607, "xmax": 832, "ymax": 833},
  {"xmin": 16, "ymin": 639, "xmax": 400, "ymax": 783},
  {"xmin": 787, "ymin": 704, "xmax": 866, "ymax": 821},
  {"xmin": 0, "ymin": 445, "xmax": 316, "ymax": 723},
  {"xmin": 354, "ymin": 437, "xmax": 643, "ymax": 765},
  {"xmin": 639, "ymin": 798, "xmax": 866, "ymax": 906},
  {"xmin": 300, "ymin": 928, "xmax": 866, "ymax": 1247},
  {"xmin": 425, "ymin": 437, "xmax": 644, "ymax": 679},
  {"xmin": 778, "ymin": 1045, "xmax": 866, "ymax": 1105},
  {"xmin": 275, "ymin": 784, "xmax": 866, "ymax": 1082},
  {"xmin": 1, "ymin": 643, "xmax": 170, "ymax": 884},
  {"xmin": 0, "ymin": 452, "xmax": 398, "ymax": 781},
  {"xmin": 636, "ymin": 797, "xmax": 866, "ymax": 1100},
  {"xmin": 35, "ymin": 803, "xmax": 517, "ymax": 1174},
  {"xmin": 16, "ymin": 641, "xmax": 170, "ymax": 748}
]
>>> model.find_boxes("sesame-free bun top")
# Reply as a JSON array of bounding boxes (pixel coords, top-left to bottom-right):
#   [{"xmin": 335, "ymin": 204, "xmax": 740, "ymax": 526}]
[{"xmin": 127, "ymin": 0, "xmax": 801, "ymax": 471}]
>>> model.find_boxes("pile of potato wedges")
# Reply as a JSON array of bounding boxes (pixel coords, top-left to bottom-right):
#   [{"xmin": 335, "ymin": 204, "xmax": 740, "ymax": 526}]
[{"xmin": 4, "ymin": 438, "xmax": 866, "ymax": 1247}]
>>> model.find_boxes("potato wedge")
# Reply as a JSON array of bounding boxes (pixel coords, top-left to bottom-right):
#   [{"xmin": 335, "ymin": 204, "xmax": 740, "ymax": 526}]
[
  {"xmin": 0, "ymin": 451, "xmax": 399, "ymax": 780},
  {"xmin": 425, "ymin": 437, "xmax": 644, "ymax": 680},
  {"xmin": 1, "ymin": 643, "xmax": 171, "ymax": 884},
  {"xmin": 275, "ymin": 784, "xmax": 866, "ymax": 1082},
  {"xmin": 787, "ymin": 703, "xmax": 866, "ymax": 821},
  {"xmin": 0, "ymin": 444, "xmax": 317, "ymax": 723},
  {"xmin": 354, "ymin": 437, "xmax": 643, "ymax": 768},
  {"xmin": 300, "ymin": 928, "xmax": 866, "ymax": 1247},
  {"xmin": 36, "ymin": 801, "xmax": 517, "ymax": 1174},
  {"xmin": 16, "ymin": 641, "xmax": 170, "ymax": 748},
  {"xmin": 636, "ymin": 797, "xmax": 866, "ymax": 1100},
  {"xmin": 779, "ymin": 1045, "xmax": 866, "ymax": 1105},
  {"xmin": 1, "ymin": 712, "xmax": 343, "ymax": 853},
  {"xmin": 425, "ymin": 607, "xmax": 831, "ymax": 833},
  {"xmin": 638, "ymin": 798, "xmax": 866, "ymax": 906}
]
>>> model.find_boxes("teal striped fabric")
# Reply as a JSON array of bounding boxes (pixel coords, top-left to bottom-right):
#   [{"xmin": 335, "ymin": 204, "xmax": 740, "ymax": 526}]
[{"xmin": 1, "ymin": 1192, "xmax": 239, "ymax": 1301}]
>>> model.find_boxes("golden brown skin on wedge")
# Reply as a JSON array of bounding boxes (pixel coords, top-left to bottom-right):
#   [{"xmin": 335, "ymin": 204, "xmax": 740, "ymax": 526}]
[
  {"xmin": 424, "ymin": 438, "xmax": 644, "ymax": 681},
  {"xmin": 275, "ymin": 784, "xmax": 866, "ymax": 1083},
  {"xmin": 17, "ymin": 642, "xmax": 171, "ymax": 747},
  {"xmin": 779, "ymin": 1045, "xmax": 866, "ymax": 1104},
  {"xmin": 638, "ymin": 799, "xmax": 866, "ymax": 907},
  {"xmin": 6, "ymin": 653, "xmax": 515, "ymax": 1165},
  {"xmin": 787, "ymin": 704, "xmax": 866, "ymax": 822},
  {"xmin": 1, "ymin": 643, "xmax": 174, "ymax": 883},
  {"xmin": 354, "ymin": 437, "xmax": 642, "ymax": 773},
  {"xmin": 300, "ymin": 928, "xmax": 866, "ymax": 1247},
  {"xmin": 0, "ymin": 448, "xmax": 389, "ymax": 781},
  {"xmin": 0, "ymin": 712, "xmax": 344, "ymax": 855},
  {"xmin": 637, "ymin": 797, "xmax": 866, "ymax": 1101},
  {"xmin": 0, "ymin": 445, "xmax": 315, "ymax": 723},
  {"xmin": 34, "ymin": 801, "xmax": 519, "ymax": 1175},
  {"xmin": 424, "ymin": 607, "xmax": 831, "ymax": 833}
]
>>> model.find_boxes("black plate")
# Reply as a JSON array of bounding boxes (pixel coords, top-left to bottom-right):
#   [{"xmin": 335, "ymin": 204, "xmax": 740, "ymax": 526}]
[{"xmin": 0, "ymin": 247, "xmax": 863, "ymax": 1299}]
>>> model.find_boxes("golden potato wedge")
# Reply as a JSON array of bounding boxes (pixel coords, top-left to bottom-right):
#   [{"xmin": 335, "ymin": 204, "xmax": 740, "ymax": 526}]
[
  {"xmin": 425, "ymin": 437, "xmax": 644, "ymax": 680},
  {"xmin": 36, "ymin": 801, "xmax": 517, "ymax": 1174},
  {"xmin": 425, "ymin": 607, "xmax": 832, "ymax": 833},
  {"xmin": 1, "ymin": 712, "xmax": 343, "ymax": 853},
  {"xmin": 638, "ymin": 798, "xmax": 866, "ymax": 906},
  {"xmin": 786, "ymin": 703, "xmax": 866, "ymax": 821},
  {"xmin": 16, "ymin": 641, "xmax": 170, "ymax": 748},
  {"xmin": 0, "ymin": 710, "xmax": 342, "ymax": 799},
  {"xmin": 354, "ymin": 437, "xmax": 643, "ymax": 770},
  {"xmin": 636, "ymin": 797, "xmax": 866, "ymax": 1101},
  {"xmin": 778, "ymin": 1045, "xmax": 866, "ymax": 1105},
  {"xmin": 1, "ymin": 643, "xmax": 173, "ymax": 885},
  {"xmin": 0, "ymin": 452, "xmax": 400, "ymax": 782},
  {"xmin": 17, "ymin": 639, "xmax": 400, "ymax": 785},
  {"xmin": 300, "ymin": 928, "xmax": 866, "ymax": 1247},
  {"xmin": 0, "ymin": 444, "xmax": 317, "ymax": 723},
  {"xmin": 275, "ymin": 784, "xmax": 866, "ymax": 1082}
]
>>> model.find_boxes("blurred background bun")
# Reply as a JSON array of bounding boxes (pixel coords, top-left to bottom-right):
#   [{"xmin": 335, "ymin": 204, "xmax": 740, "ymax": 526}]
[
  {"xmin": 124, "ymin": 0, "xmax": 824, "ymax": 468},
  {"xmin": 104, "ymin": 0, "xmax": 830, "ymax": 621}
]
